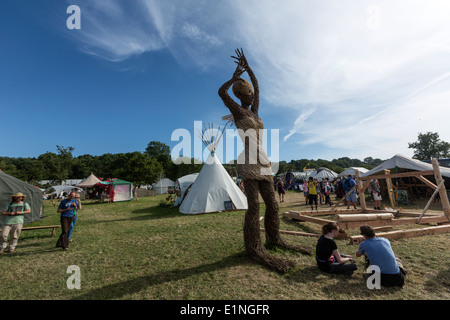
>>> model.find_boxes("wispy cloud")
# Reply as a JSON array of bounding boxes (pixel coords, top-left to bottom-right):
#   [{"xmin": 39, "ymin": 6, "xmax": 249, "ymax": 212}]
[{"xmin": 66, "ymin": 0, "xmax": 450, "ymax": 159}]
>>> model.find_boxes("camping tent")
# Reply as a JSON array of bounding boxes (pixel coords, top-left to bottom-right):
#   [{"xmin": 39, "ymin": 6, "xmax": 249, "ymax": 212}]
[
  {"xmin": 338, "ymin": 167, "xmax": 369, "ymax": 178},
  {"xmin": 76, "ymin": 173, "xmax": 101, "ymax": 188},
  {"xmin": 309, "ymin": 167, "xmax": 338, "ymax": 180},
  {"xmin": 173, "ymin": 173, "xmax": 199, "ymax": 207},
  {"xmin": 44, "ymin": 185, "xmax": 84, "ymax": 199},
  {"xmin": 361, "ymin": 154, "xmax": 450, "ymax": 178},
  {"xmin": 179, "ymin": 152, "xmax": 248, "ymax": 214},
  {"xmin": 95, "ymin": 179, "xmax": 133, "ymax": 202},
  {"xmin": 0, "ymin": 170, "xmax": 44, "ymax": 225},
  {"xmin": 152, "ymin": 178, "xmax": 175, "ymax": 195}
]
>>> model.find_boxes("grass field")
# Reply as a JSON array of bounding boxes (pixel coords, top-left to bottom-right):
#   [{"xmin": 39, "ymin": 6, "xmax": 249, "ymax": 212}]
[{"xmin": 0, "ymin": 191, "xmax": 449, "ymax": 301}]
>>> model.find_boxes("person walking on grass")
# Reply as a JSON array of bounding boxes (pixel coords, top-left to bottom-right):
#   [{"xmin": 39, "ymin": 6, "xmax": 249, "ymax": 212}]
[
  {"xmin": 276, "ymin": 179, "xmax": 285, "ymax": 202},
  {"xmin": 315, "ymin": 222, "xmax": 357, "ymax": 275},
  {"xmin": 302, "ymin": 180, "xmax": 309, "ymax": 205},
  {"xmin": 56, "ymin": 192, "xmax": 80, "ymax": 251},
  {"xmin": 67, "ymin": 192, "xmax": 81, "ymax": 243},
  {"xmin": 0, "ymin": 192, "xmax": 31, "ymax": 254}
]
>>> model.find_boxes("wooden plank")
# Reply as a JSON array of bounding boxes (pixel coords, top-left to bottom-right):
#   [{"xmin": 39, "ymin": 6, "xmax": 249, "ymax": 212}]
[
  {"xmin": 355, "ymin": 169, "xmax": 367, "ymax": 211},
  {"xmin": 349, "ymin": 224, "xmax": 450, "ymax": 244},
  {"xmin": 337, "ymin": 213, "xmax": 394, "ymax": 222},
  {"xmin": 300, "ymin": 209, "xmax": 363, "ymax": 216},
  {"xmin": 338, "ymin": 215, "xmax": 449, "ymax": 229},
  {"xmin": 283, "ymin": 211, "xmax": 333, "ymax": 225},
  {"xmin": 432, "ymin": 157, "xmax": 450, "ymax": 217},
  {"xmin": 417, "ymin": 180, "xmax": 445, "ymax": 223},
  {"xmin": 260, "ymin": 228, "xmax": 320, "ymax": 238},
  {"xmin": 416, "ymin": 175, "xmax": 437, "ymax": 190},
  {"xmin": 361, "ymin": 170, "xmax": 435, "ymax": 181},
  {"xmin": 385, "ymin": 170, "xmax": 396, "ymax": 208}
]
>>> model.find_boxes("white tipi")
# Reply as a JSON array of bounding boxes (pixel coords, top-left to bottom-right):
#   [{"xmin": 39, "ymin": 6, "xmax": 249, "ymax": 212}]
[{"xmin": 179, "ymin": 124, "xmax": 248, "ymax": 215}]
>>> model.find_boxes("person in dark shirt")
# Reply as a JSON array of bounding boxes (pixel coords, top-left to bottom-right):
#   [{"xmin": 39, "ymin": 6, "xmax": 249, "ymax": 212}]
[{"xmin": 316, "ymin": 222, "xmax": 357, "ymax": 275}]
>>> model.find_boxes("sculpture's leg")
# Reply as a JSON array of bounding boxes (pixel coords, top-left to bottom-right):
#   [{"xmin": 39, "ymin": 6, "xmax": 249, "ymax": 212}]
[
  {"xmin": 259, "ymin": 180, "xmax": 312, "ymax": 255},
  {"xmin": 243, "ymin": 180, "xmax": 296, "ymax": 273}
]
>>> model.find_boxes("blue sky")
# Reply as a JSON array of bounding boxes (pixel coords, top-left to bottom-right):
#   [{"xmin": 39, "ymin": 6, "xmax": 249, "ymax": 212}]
[{"xmin": 1, "ymin": 0, "xmax": 450, "ymax": 165}]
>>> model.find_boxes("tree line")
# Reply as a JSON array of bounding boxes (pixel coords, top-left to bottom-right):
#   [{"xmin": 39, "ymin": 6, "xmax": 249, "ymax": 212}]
[{"xmin": 1, "ymin": 132, "xmax": 447, "ymax": 187}]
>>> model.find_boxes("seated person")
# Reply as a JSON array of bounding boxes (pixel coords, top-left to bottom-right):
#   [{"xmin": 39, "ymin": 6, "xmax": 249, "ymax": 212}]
[
  {"xmin": 356, "ymin": 225, "xmax": 406, "ymax": 287},
  {"xmin": 316, "ymin": 222, "xmax": 357, "ymax": 275}
]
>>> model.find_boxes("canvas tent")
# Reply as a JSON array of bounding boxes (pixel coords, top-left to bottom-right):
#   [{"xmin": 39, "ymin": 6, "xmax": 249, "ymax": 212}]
[
  {"xmin": 44, "ymin": 185, "xmax": 84, "ymax": 199},
  {"xmin": 152, "ymin": 178, "xmax": 175, "ymax": 195},
  {"xmin": 309, "ymin": 167, "xmax": 338, "ymax": 180},
  {"xmin": 95, "ymin": 179, "xmax": 133, "ymax": 202},
  {"xmin": 361, "ymin": 154, "xmax": 450, "ymax": 179},
  {"xmin": 0, "ymin": 170, "xmax": 44, "ymax": 225},
  {"xmin": 338, "ymin": 167, "xmax": 369, "ymax": 178},
  {"xmin": 76, "ymin": 173, "xmax": 101, "ymax": 188},
  {"xmin": 179, "ymin": 152, "xmax": 248, "ymax": 214},
  {"xmin": 174, "ymin": 173, "xmax": 199, "ymax": 207}
]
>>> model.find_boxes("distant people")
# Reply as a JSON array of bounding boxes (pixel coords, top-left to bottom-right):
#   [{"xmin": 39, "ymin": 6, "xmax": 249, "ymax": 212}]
[
  {"xmin": 302, "ymin": 180, "xmax": 309, "ymax": 205},
  {"xmin": 133, "ymin": 186, "xmax": 139, "ymax": 202},
  {"xmin": 324, "ymin": 178, "xmax": 333, "ymax": 206},
  {"xmin": 56, "ymin": 192, "xmax": 80, "ymax": 251},
  {"xmin": 0, "ymin": 192, "xmax": 31, "ymax": 254},
  {"xmin": 67, "ymin": 193, "xmax": 82, "ymax": 243},
  {"xmin": 276, "ymin": 179, "xmax": 285, "ymax": 202},
  {"xmin": 319, "ymin": 178, "xmax": 326, "ymax": 204},
  {"xmin": 356, "ymin": 225, "xmax": 406, "ymax": 287},
  {"xmin": 316, "ymin": 179, "xmax": 323, "ymax": 205},
  {"xmin": 307, "ymin": 177, "xmax": 318, "ymax": 212},
  {"xmin": 336, "ymin": 178, "xmax": 344, "ymax": 199},
  {"xmin": 343, "ymin": 175, "xmax": 357, "ymax": 209},
  {"xmin": 368, "ymin": 179, "xmax": 382, "ymax": 210},
  {"xmin": 316, "ymin": 222, "xmax": 357, "ymax": 275}
]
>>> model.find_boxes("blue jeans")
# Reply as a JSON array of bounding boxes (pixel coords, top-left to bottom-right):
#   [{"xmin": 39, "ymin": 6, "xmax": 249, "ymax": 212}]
[{"xmin": 68, "ymin": 216, "xmax": 78, "ymax": 239}]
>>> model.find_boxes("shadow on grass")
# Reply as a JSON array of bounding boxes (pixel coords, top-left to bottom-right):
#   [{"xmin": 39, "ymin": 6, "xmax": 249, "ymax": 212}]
[
  {"xmin": 73, "ymin": 253, "xmax": 248, "ymax": 300},
  {"xmin": 286, "ymin": 265, "xmax": 404, "ymax": 298}
]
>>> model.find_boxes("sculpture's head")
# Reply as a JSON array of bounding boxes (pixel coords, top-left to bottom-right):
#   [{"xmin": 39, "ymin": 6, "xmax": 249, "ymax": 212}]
[{"xmin": 232, "ymin": 78, "xmax": 254, "ymax": 107}]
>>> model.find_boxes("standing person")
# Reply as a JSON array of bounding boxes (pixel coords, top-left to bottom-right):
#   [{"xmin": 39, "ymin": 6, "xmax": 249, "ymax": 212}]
[
  {"xmin": 343, "ymin": 175, "xmax": 357, "ymax": 209},
  {"xmin": 324, "ymin": 178, "xmax": 333, "ymax": 206},
  {"xmin": 302, "ymin": 180, "xmax": 309, "ymax": 205},
  {"xmin": 307, "ymin": 177, "xmax": 318, "ymax": 212},
  {"xmin": 67, "ymin": 193, "xmax": 82, "ymax": 243},
  {"xmin": 316, "ymin": 222, "xmax": 357, "ymax": 275},
  {"xmin": 56, "ymin": 192, "xmax": 79, "ymax": 251},
  {"xmin": 356, "ymin": 225, "xmax": 406, "ymax": 287},
  {"xmin": 276, "ymin": 179, "xmax": 285, "ymax": 202},
  {"xmin": 0, "ymin": 192, "xmax": 31, "ymax": 254},
  {"xmin": 368, "ymin": 179, "xmax": 382, "ymax": 210},
  {"xmin": 133, "ymin": 185, "xmax": 139, "ymax": 202}
]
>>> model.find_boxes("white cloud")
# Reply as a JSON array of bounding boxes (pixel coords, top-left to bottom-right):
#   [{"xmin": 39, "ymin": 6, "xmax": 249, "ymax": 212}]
[{"xmin": 67, "ymin": 0, "xmax": 450, "ymax": 160}]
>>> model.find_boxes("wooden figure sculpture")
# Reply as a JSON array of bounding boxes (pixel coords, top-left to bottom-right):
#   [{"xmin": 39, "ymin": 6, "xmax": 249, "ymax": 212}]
[{"xmin": 218, "ymin": 49, "xmax": 312, "ymax": 273}]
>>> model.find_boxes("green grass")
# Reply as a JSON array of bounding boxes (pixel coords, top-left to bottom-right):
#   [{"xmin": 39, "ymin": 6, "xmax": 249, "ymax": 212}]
[{"xmin": 0, "ymin": 192, "xmax": 448, "ymax": 300}]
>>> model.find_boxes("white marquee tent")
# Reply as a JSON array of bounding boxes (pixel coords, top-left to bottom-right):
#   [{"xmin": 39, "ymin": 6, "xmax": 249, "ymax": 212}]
[{"xmin": 152, "ymin": 178, "xmax": 175, "ymax": 195}]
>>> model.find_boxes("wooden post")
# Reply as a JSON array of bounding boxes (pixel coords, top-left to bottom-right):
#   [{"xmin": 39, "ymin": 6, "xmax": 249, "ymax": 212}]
[
  {"xmin": 355, "ymin": 169, "xmax": 367, "ymax": 211},
  {"xmin": 417, "ymin": 180, "xmax": 445, "ymax": 223},
  {"xmin": 432, "ymin": 157, "xmax": 450, "ymax": 217},
  {"xmin": 384, "ymin": 169, "xmax": 395, "ymax": 208}
]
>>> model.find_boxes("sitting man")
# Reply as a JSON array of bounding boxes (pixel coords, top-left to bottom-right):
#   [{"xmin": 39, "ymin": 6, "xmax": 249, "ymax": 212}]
[{"xmin": 356, "ymin": 225, "xmax": 406, "ymax": 287}]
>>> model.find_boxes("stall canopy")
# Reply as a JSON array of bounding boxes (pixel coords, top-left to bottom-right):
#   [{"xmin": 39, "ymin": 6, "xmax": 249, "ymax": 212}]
[
  {"xmin": 44, "ymin": 185, "xmax": 84, "ymax": 199},
  {"xmin": 0, "ymin": 170, "xmax": 44, "ymax": 225},
  {"xmin": 309, "ymin": 167, "xmax": 338, "ymax": 180},
  {"xmin": 76, "ymin": 173, "xmax": 101, "ymax": 188},
  {"xmin": 152, "ymin": 178, "xmax": 175, "ymax": 195},
  {"xmin": 95, "ymin": 178, "xmax": 133, "ymax": 202},
  {"xmin": 338, "ymin": 167, "xmax": 369, "ymax": 178}
]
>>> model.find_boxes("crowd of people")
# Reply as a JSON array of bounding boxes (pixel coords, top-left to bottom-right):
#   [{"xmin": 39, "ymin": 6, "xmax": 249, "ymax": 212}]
[{"xmin": 275, "ymin": 174, "xmax": 384, "ymax": 212}]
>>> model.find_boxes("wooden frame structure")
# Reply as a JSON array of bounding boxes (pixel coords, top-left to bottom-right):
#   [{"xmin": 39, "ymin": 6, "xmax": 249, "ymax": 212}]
[{"xmin": 282, "ymin": 158, "xmax": 450, "ymax": 244}]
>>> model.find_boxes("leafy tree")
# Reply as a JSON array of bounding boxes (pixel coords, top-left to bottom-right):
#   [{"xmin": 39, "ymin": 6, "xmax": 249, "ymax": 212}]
[{"xmin": 408, "ymin": 132, "xmax": 450, "ymax": 160}]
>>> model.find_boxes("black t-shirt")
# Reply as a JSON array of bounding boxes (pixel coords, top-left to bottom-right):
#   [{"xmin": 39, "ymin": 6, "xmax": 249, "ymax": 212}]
[{"xmin": 315, "ymin": 235, "xmax": 337, "ymax": 271}]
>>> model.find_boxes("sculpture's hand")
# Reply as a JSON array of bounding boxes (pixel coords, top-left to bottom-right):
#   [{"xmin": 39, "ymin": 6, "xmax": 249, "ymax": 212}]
[{"xmin": 231, "ymin": 48, "xmax": 249, "ymax": 70}]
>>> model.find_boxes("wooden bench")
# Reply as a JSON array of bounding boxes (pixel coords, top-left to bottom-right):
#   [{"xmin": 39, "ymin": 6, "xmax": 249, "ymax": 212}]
[{"xmin": 21, "ymin": 225, "xmax": 61, "ymax": 237}]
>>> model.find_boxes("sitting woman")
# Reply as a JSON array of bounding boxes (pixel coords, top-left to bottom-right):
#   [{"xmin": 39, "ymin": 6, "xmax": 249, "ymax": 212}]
[{"xmin": 316, "ymin": 222, "xmax": 357, "ymax": 275}]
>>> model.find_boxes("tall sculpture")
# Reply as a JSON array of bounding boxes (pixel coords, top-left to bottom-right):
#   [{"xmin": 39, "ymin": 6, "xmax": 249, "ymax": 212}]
[{"xmin": 218, "ymin": 49, "xmax": 312, "ymax": 273}]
